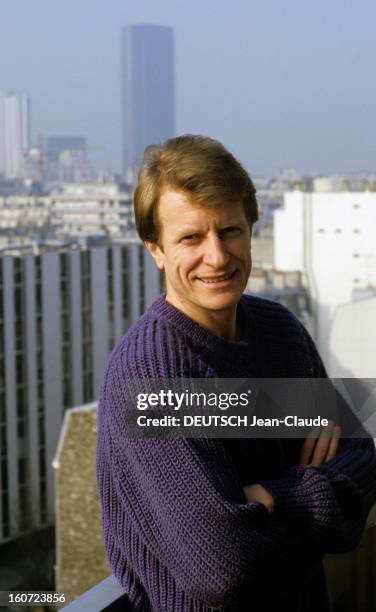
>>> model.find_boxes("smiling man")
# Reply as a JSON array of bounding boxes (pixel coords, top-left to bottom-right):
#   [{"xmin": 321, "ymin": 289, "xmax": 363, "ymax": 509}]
[
  {"xmin": 147, "ymin": 189, "xmax": 251, "ymax": 340},
  {"xmin": 96, "ymin": 135, "xmax": 376, "ymax": 612}
]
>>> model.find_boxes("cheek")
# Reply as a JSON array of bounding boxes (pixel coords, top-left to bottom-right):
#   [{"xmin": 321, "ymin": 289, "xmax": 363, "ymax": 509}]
[
  {"xmin": 234, "ymin": 241, "xmax": 250, "ymax": 261},
  {"xmin": 174, "ymin": 251, "xmax": 199, "ymax": 277},
  {"xmin": 239, "ymin": 247, "xmax": 252, "ymax": 274}
]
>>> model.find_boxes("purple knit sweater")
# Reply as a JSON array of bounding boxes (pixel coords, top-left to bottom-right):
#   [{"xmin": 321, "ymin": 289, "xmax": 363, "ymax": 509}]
[{"xmin": 96, "ymin": 293, "xmax": 376, "ymax": 612}]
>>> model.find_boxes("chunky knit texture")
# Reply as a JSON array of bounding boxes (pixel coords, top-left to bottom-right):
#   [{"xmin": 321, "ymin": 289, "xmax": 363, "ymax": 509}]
[{"xmin": 96, "ymin": 293, "xmax": 376, "ymax": 611}]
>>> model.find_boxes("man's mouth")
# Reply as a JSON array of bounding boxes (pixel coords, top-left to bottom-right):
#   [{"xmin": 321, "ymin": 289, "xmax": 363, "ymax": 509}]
[{"xmin": 198, "ymin": 270, "xmax": 237, "ymax": 284}]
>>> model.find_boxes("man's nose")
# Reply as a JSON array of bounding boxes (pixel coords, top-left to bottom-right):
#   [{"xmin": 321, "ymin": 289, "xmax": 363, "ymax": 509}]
[{"xmin": 202, "ymin": 235, "xmax": 230, "ymax": 268}]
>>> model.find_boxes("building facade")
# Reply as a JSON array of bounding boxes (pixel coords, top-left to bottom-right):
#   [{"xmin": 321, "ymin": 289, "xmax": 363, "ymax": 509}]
[
  {"xmin": 329, "ymin": 296, "xmax": 376, "ymax": 377},
  {"xmin": 247, "ymin": 268, "xmax": 312, "ymax": 332},
  {"xmin": 0, "ymin": 183, "xmax": 134, "ymax": 242},
  {"xmin": 121, "ymin": 24, "xmax": 175, "ymax": 181},
  {"xmin": 0, "ymin": 238, "xmax": 162, "ymax": 544},
  {"xmin": 0, "ymin": 92, "xmax": 30, "ymax": 180},
  {"xmin": 274, "ymin": 191, "xmax": 376, "ymax": 373},
  {"xmin": 45, "ymin": 137, "xmax": 91, "ymax": 183}
]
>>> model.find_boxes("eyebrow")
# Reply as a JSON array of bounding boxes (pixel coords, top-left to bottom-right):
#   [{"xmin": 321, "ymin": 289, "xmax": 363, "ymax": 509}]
[{"xmin": 178, "ymin": 227, "xmax": 202, "ymax": 234}]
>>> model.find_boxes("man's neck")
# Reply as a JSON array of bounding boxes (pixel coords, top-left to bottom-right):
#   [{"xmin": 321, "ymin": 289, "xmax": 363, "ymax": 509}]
[{"xmin": 165, "ymin": 294, "xmax": 239, "ymax": 341}]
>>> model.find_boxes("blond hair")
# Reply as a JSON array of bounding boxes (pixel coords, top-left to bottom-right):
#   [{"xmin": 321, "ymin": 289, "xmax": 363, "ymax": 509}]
[{"xmin": 134, "ymin": 134, "xmax": 258, "ymax": 244}]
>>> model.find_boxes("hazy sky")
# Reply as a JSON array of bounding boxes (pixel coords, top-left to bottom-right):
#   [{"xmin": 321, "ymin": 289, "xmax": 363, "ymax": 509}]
[{"xmin": 1, "ymin": 0, "xmax": 375, "ymax": 176}]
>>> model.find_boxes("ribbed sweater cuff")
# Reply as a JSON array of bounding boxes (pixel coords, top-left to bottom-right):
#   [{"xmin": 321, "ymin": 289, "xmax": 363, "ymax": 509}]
[
  {"xmin": 261, "ymin": 438, "xmax": 376, "ymax": 517},
  {"xmin": 260, "ymin": 467, "xmax": 326, "ymax": 518},
  {"xmin": 324, "ymin": 437, "xmax": 376, "ymax": 499}
]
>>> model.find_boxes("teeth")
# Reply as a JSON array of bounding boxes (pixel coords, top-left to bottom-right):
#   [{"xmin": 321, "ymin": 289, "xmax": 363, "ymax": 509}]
[{"xmin": 201, "ymin": 273, "xmax": 233, "ymax": 283}]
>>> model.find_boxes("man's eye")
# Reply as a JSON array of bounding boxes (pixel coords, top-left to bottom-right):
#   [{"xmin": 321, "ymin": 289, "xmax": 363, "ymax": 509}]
[
  {"xmin": 182, "ymin": 234, "xmax": 200, "ymax": 242},
  {"xmin": 221, "ymin": 227, "xmax": 241, "ymax": 236}
]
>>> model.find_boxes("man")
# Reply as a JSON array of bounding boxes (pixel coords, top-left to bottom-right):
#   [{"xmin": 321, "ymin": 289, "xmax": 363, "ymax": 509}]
[{"xmin": 96, "ymin": 135, "xmax": 376, "ymax": 611}]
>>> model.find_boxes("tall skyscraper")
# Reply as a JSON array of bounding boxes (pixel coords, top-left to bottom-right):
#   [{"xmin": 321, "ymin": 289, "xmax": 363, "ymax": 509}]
[
  {"xmin": 121, "ymin": 25, "xmax": 175, "ymax": 181},
  {"xmin": 0, "ymin": 92, "xmax": 30, "ymax": 179}
]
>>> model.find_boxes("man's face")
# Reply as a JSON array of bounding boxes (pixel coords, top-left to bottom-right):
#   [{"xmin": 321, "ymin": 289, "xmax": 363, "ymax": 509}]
[{"xmin": 146, "ymin": 187, "xmax": 252, "ymax": 326}]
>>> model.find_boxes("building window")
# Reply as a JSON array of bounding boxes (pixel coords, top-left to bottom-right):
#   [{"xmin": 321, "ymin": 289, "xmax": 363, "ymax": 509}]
[
  {"xmin": 39, "ymin": 476, "xmax": 47, "ymax": 524},
  {"xmin": 121, "ymin": 247, "xmax": 130, "ymax": 330},
  {"xmin": 13, "ymin": 258, "xmax": 27, "ymax": 442},
  {"xmin": 39, "ymin": 447, "xmax": 46, "ymax": 481},
  {"xmin": 18, "ymin": 457, "xmax": 27, "ymax": 486},
  {"xmin": 2, "ymin": 489, "xmax": 9, "ymax": 537},
  {"xmin": 38, "ymin": 414, "xmax": 45, "ymax": 447},
  {"xmin": 107, "ymin": 248, "xmax": 115, "ymax": 352},
  {"xmin": 17, "ymin": 419, "xmax": 26, "ymax": 438},
  {"xmin": 60, "ymin": 253, "xmax": 72, "ymax": 410},
  {"xmin": 81, "ymin": 251, "xmax": 93, "ymax": 403},
  {"xmin": 35, "ymin": 255, "xmax": 46, "ymax": 518},
  {"xmin": 19, "ymin": 484, "xmax": 30, "ymax": 531},
  {"xmin": 13, "ymin": 256, "xmax": 31, "ymax": 532},
  {"xmin": 35, "ymin": 256, "xmax": 42, "ymax": 317},
  {"xmin": 35, "ymin": 256, "xmax": 43, "ymax": 349}
]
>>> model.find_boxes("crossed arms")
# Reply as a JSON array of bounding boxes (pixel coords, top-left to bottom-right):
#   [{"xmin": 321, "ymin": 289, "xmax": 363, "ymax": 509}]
[{"xmin": 244, "ymin": 420, "xmax": 342, "ymax": 512}]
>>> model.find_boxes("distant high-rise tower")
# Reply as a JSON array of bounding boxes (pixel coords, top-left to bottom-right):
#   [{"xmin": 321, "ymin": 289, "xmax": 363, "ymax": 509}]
[
  {"xmin": 121, "ymin": 25, "xmax": 175, "ymax": 182},
  {"xmin": 0, "ymin": 92, "xmax": 30, "ymax": 179}
]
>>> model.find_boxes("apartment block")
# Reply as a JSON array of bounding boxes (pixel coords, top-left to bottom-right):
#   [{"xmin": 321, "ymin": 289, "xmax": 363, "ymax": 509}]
[{"xmin": 0, "ymin": 238, "xmax": 162, "ymax": 544}]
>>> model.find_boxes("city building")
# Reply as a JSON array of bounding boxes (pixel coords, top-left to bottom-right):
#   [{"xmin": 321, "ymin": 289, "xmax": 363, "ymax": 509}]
[
  {"xmin": 0, "ymin": 183, "xmax": 134, "ymax": 242},
  {"xmin": 312, "ymin": 175, "xmax": 376, "ymax": 193},
  {"xmin": 0, "ymin": 237, "xmax": 162, "ymax": 546},
  {"xmin": 253, "ymin": 170, "xmax": 310, "ymax": 238},
  {"xmin": 121, "ymin": 24, "xmax": 175, "ymax": 181},
  {"xmin": 329, "ymin": 295, "xmax": 376, "ymax": 377},
  {"xmin": 45, "ymin": 137, "xmax": 92, "ymax": 184},
  {"xmin": 247, "ymin": 268, "xmax": 312, "ymax": 332},
  {"xmin": 253, "ymin": 171, "xmax": 376, "ymax": 239},
  {"xmin": 274, "ymin": 191, "xmax": 376, "ymax": 374},
  {"xmin": 0, "ymin": 92, "xmax": 30, "ymax": 180}
]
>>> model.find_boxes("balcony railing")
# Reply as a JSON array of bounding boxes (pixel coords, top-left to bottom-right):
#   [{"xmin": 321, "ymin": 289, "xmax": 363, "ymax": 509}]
[{"xmin": 61, "ymin": 575, "xmax": 128, "ymax": 611}]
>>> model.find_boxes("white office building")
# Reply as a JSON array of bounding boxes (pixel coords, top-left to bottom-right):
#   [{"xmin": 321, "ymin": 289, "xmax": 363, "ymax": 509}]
[
  {"xmin": 274, "ymin": 191, "xmax": 376, "ymax": 374},
  {"xmin": 329, "ymin": 297, "xmax": 376, "ymax": 377},
  {"xmin": 0, "ymin": 92, "xmax": 30, "ymax": 179},
  {"xmin": 0, "ymin": 238, "xmax": 162, "ymax": 544}
]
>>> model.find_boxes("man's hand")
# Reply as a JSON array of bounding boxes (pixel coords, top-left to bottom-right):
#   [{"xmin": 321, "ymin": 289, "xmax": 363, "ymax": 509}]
[
  {"xmin": 299, "ymin": 420, "xmax": 341, "ymax": 467},
  {"xmin": 243, "ymin": 483, "xmax": 275, "ymax": 513},
  {"xmin": 242, "ymin": 422, "xmax": 341, "ymax": 513}
]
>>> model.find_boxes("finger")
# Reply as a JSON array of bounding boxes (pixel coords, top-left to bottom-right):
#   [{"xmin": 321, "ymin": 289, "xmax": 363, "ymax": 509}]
[
  {"xmin": 299, "ymin": 426, "xmax": 321, "ymax": 465},
  {"xmin": 309, "ymin": 421, "xmax": 335, "ymax": 467},
  {"xmin": 325, "ymin": 426, "xmax": 341, "ymax": 462},
  {"xmin": 310, "ymin": 421, "xmax": 336, "ymax": 466}
]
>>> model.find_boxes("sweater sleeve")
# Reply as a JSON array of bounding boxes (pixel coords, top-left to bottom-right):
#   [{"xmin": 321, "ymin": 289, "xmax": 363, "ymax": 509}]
[
  {"xmin": 260, "ymin": 325, "xmax": 376, "ymax": 554},
  {"xmin": 260, "ymin": 436, "xmax": 376, "ymax": 553},
  {"xmin": 98, "ymin": 361, "xmax": 324, "ymax": 610}
]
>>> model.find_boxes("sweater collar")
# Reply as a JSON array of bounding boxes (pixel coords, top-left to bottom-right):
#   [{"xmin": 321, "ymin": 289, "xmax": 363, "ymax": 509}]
[{"xmin": 149, "ymin": 293, "xmax": 259, "ymax": 364}]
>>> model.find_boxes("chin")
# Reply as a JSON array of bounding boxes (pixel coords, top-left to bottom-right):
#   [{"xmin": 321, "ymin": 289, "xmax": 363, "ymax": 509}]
[{"xmin": 200, "ymin": 293, "xmax": 240, "ymax": 311}]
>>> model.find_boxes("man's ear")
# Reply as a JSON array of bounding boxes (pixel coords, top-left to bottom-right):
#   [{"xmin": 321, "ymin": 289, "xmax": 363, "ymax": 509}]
[{"xmin": 145, "ymin": 241, "xmax": 164, "ymax": 271}]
